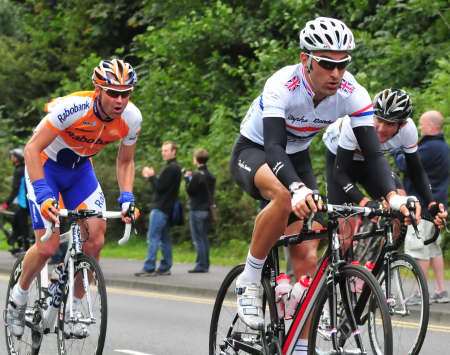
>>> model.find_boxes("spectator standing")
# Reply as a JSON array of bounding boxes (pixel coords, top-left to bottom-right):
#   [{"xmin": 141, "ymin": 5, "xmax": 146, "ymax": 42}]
[
  {"xmin": 184, "ymin": 148, "xmax": 216, "ymax": 273},
  {"xmin": 0, "ymin": 148, "xmax": 31, "ymax": 253},
  {"xmin": 395, "ymin": 110, "xmax": 449, "ymax": 303},
  {"xmin": 135, "ymin": 141, "xmax": 182, "ymax": 276}
]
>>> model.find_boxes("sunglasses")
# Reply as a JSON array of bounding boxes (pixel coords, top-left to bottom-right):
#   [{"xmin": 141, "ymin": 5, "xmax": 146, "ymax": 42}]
[
  {"xmin": 104, "ymin": 88, "xmax": 133, "ymax": 98},
  {"xmin": 307, "ymin": 53, "xmax": 352, "ymax": 71}
]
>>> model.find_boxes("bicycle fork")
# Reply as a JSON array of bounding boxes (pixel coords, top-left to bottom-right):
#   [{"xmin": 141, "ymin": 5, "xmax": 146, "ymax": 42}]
[{"xmin": 67, "ymin": 223, "xmax": 95, "ymax": 324}]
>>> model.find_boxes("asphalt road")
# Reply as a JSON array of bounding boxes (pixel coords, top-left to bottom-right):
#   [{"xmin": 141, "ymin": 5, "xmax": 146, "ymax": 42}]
[
  {"xmin": 0, "ymin": 274, "xmax": 211, "ymax": 355},
  {"xmin": 0, "ymin": 273, "xmax": 449, "ymax": 355}
]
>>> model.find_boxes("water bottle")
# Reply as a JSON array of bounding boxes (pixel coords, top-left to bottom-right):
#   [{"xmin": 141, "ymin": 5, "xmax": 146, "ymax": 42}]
[
  {"xmin": 274, "ymin": 273, "xmax": 292, "ymax": 319},
  {"xmin": 285, "ymin": 275, "xmax": 311, "ymax": 319},
  {"xmin": 43, "ymin": 264, "xmax": 67, "ymax": 331}
]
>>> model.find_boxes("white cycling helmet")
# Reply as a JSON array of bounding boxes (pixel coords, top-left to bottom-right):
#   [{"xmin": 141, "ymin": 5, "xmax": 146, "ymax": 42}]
[{"xmin": 299, "ymin": 17, "xmax": 355, "ymax": 51}]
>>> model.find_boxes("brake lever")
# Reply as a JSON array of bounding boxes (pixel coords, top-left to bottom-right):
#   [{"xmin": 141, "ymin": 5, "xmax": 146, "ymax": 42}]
[
  {"xmin": 406, "ymin": 198, "xmax": 420, "ymax": 239},
  {"xmin": 127, "ymin": 203, "xmax": 138, "ymax": 235}
]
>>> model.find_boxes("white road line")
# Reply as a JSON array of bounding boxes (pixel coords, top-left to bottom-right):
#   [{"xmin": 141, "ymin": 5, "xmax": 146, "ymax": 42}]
[{"xmin": 114, "ymin": 350, "xmax": 154, "ymax": 355}]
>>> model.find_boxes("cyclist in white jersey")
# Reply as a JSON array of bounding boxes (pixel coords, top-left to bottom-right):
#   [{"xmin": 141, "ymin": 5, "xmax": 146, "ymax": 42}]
[
  {"xmin": 324, "ymin": 88, "xmax": 447, "ymax": 225},
  {"xmin": 229, "ymin": 18, "xmax": 419, "ymax": 350}
]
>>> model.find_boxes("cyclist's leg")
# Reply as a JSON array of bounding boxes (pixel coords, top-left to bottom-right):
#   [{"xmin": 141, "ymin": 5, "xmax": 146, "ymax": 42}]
[
  {"xmin": 327, "ymin": 150, "xmax": 368, "ymax": 255},
  {"xmin": 287, "ymin": 152, "xmax": 322, "ymax": 354},
  {"xmin": 17, "ymin": 164, "xmax": 62, "ymax": 289},
  {"xmin": 230, "ymin": 138, "xmax": 291, "ymax": 329},
  {"xmin": 61, "ymin": 176, "xmax": 107, "ymax": 299},
  {"xmin": 6, "ymin": 166, "xmax": 61, "ymax": 336}
]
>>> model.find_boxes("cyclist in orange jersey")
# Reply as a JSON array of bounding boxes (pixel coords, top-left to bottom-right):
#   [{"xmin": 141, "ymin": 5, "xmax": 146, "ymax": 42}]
[{"xmin": 6, "ymin": 59, "xmax": 141, "ymax": 337}]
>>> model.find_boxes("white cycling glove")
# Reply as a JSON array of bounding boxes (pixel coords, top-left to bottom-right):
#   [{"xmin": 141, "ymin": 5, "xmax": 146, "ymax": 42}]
[
  {"xmin": 290, "ymin": 183, "xmax": 313, "ymax": 209},
  {"xmin": 388, "ymin": 194, "xmax": 418, "ymax": 211}
]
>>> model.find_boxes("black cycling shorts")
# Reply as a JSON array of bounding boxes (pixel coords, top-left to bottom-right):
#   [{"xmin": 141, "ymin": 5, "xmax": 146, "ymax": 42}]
[
  {"xmin": 230, "ymin": 134, "xmax": 318, "ymax": 199},
  {"xmin": 326, "ymin": 149, "xmax": 402, "ymax": 204}
]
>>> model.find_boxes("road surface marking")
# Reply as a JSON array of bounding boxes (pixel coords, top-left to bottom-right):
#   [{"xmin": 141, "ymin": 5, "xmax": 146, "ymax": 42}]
[{"xmin": 115, "ymin": 350, "xmax": 154, "ymax": 355}]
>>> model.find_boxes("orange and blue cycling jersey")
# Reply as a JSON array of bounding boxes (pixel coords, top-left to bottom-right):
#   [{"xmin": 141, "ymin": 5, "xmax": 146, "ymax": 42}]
[
  {"xmin": 39, "ymin": 90, "xmax": 141, "ymax": 168},
  {"xmin": 26, "ymin": 91, "xmax": 142, "ymax": 230}
]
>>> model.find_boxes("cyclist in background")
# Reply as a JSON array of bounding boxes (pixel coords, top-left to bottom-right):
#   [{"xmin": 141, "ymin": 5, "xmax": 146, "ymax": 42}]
[
  {"xmin": 0, "ymin": 148, "xmax": 31, "ymax": 254},
  {"xmin": 229, "ymin": 17, "xmax": 418, "ymax": 354},
  {"xmin": 323, "ymin": 88, "xmax": 447, "ymax": 226},
  {"xmin": 6, "ymin": 59, "xmax": 141, "ymax": 338}
]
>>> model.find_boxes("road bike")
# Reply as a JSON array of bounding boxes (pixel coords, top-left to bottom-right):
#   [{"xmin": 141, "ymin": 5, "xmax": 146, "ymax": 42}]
[
  {"xmin": 350, "ymin": 211, "xmax": 440, "ymax": 355},
  {"xmin": 210, "ymin": 203, "xmax": 394, "ymax": 355},
  {"xmin": 4, "ymin": 208, "xmax": 133, "ymax": 355}
]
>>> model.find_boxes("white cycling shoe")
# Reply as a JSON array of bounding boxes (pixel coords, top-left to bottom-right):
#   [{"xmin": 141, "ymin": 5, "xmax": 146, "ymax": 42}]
[
  {"xmin": 5, "ymin": 298, "xmax": 26, "ymax": 337},
  {"xmin": 235, "ymin": 275, "xmax": 264, "ymax": 330}
]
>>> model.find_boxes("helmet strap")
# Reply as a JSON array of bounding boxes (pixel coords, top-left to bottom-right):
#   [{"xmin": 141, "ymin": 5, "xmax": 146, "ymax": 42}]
[{"xmin": 306, "ymin": 55, "xmax": 313, "ymax": 73}]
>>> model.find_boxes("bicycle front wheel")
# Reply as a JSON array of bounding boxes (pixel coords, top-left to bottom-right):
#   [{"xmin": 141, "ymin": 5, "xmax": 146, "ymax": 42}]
[
  {"xmin": 56, "ymin": 254, "xmax": 107, "ymax": 355},
  {"xmin": 308, "ymin": 264, "xmax": 393, "ymax": 355},
  {"xmin": 209, "ymin": 264, "xmax": 282, "ymax": 355},
  {"xmin": 4, "ymin": 253, "xmax": 43, "ymax": 355},
  {"xmin": 375, "ymin": 253, "xmax": 429, "ymax": 355}
]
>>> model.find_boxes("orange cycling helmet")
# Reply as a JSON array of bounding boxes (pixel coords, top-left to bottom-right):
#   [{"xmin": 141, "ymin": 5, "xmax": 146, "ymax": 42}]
[{"xmin": 92, "ymin": 59, "xmax": 137, "ymax": 90}]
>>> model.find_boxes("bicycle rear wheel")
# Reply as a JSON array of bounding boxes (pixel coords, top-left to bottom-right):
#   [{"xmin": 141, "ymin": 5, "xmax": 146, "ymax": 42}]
[
  {"xmin": 56, "ymin": 254, "xmax": 107, "ymax": 355},
  {"xmin": 209, "ymin": 264, "xmax": 282, "ymax": 355},
  {"xmin": 4, "ymin": 253, "xmax": 43, "ymax": 355},
  {"xmin": 308, "ymin": 264, "xmax": 393, "ymax": 355},
  {"xmin": 374, "ymin": 253, "xmax": 429, "ymax": 355}
]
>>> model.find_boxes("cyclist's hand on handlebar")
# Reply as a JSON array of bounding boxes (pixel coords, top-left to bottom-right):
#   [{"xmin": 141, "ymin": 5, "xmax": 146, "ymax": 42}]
[
  {"xmin": 40, "ymin": 198, "xmax": 59, "ymax": 223},
  {"xmin": 121, "ymin": 202, "xmax": 140, "ymax": 224},
  {"xmin": 428, "ymin": 202, "xmax": 447, "ymax": 229},
  {"xmin": 118, "ymin": 191, "xmax": 139, "ymax": 223},
  {"xmin": 387, "ymin": 193, "xmax": 421, "ymax": 225},
  {"xmin": 290, "ymin": 183, "xmax": 321, "ymax": 219}
]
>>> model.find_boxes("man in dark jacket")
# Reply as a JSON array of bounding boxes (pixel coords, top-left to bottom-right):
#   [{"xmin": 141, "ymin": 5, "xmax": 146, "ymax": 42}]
[
  {"xmin": 395, "ymin": 110, "xmax": 449, "ymax": 303},
  {"xmin": 184, "ymin": 148, "xmax": 216, "ymax": 273},
  {"xmin": 0, "ymin": 148, "xmax": 30, "ymax": 253},
  {"xmin": 135, "ymin": 141, "xmax": 182, "ymax": 276}
]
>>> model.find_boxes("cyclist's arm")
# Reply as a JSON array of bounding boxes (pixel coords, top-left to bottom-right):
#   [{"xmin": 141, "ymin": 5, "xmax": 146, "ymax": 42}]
[
  {"xmin": 333, "ymin": 146, "xmax": 366, "ymax": 204},
  {"xmin": 263, "ymin": 116, "xmax": 302, "ymax": 188},
  {"xmin": 116, "ymin": 142, "xmax": 136, "ymax": 193},
  {"xmin": 352, "ymin": 126, "xmax": 396, "ymax": 198},
  {"xmin": 404, "ymin": 151, "xmax": 433, "ymax": 206},
  {"xmin": 24, "ymin": 121, "xmax": 59, "ymax": 182}
]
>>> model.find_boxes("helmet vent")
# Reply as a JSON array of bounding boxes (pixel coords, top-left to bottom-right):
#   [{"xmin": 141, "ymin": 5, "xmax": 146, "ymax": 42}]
[{"xmin": 314, "ymin": 34, "xmax": 323, "ymax": 43}]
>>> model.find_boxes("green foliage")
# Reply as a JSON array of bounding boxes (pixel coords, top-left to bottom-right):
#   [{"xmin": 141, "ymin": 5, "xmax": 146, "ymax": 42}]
[{"xmin": 0, "ymin": 0, "xmax": 449, "ymax": 252}]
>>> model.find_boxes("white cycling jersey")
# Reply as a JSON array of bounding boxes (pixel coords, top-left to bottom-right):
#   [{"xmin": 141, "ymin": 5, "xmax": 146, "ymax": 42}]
[
  {"xmin": 323, "ymin": 116, "xmax": 418, "ymax": 161},
  {"xmin": 240, "ymin": 64, "xmax": 374, "ymax": 154}
]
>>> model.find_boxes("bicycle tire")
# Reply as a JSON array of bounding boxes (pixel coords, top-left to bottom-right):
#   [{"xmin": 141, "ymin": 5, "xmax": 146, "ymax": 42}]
[
  {"xmin": 209, "ymin": 264, "xmax": 281, "ymax": 355},
  {"xmin": 373, "ymin": 253, "xmax": 429, "ymax": 355},
  {"xmin": 56, "ymin": 254, "xmax": 107, "ymax": 355},
  {"xmin": 308, "ymin": 264, "xmax": 393, "ymax": 355},
  {"xmin": 4, "ymin": 253, "xmax": 43, "ymax": 355}
]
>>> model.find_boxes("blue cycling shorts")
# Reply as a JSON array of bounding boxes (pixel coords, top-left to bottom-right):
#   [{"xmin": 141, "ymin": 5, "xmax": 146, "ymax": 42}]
[{"xmin": 25, "ymin": 159, "xmax": 106, "ymax": 230}]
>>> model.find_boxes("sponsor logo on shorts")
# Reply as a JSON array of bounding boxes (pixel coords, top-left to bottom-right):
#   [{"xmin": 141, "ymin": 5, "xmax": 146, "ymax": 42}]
[
  {"xmin": 238, "ymin": 159, "xmax": 251, "ymax": 172},
  {"xmin": 57, "ymin": 101, "xmax": 90, "ymax": 123},
  {"xmin": 94, "ymin": 191, "xmax": 105, "ymax": 209}
]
